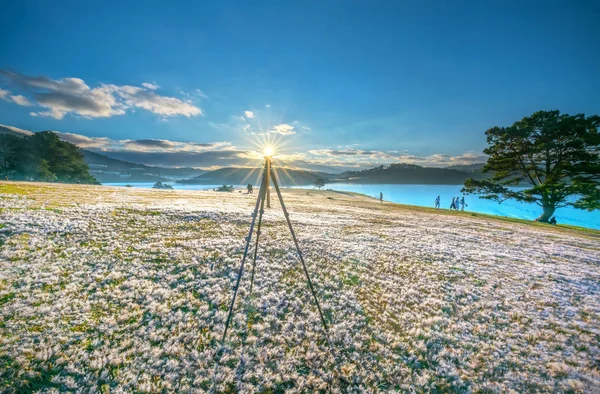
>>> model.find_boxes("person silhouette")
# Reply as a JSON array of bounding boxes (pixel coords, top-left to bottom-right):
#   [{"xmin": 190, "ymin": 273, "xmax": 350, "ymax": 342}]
[
  {"xmin": 379, "ymin": 192, "xmax": 383, "ymax": 203},
  {"xmin": 434, "ymin": 195, "xmax": 440, "ymax": 209}
]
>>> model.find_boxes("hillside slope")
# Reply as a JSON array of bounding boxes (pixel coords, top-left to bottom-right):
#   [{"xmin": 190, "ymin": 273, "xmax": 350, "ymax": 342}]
[
  {"xmin": 83, "ymin": 150, "xmax": 204, "ymax": 183},
  {"xmin": 177, "ymin": 166, "xmax": 324, "ymax": 186}
]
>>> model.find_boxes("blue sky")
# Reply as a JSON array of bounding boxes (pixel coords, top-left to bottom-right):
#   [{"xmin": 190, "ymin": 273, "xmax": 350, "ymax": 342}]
[{"xmin": 1, "ymin": 0, "xmax": 599, "ymax": 171}]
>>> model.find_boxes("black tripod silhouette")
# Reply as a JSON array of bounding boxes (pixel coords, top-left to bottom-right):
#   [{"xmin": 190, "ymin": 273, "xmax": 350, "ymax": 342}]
[{"xmin": 220, "ymin": 155, "xmax": 329, "ymax": 345}]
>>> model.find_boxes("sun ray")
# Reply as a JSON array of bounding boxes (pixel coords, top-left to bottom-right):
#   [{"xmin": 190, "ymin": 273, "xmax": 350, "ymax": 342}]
[
  {"xmin": 240, "ymin": 166, "xmax": 260, "ymax": 185},
  {"xmin": 236, "ymin": 113, "xmax": 309, "ymax": 188},
  {"xmin": 223, "ymin": 162, "xmax": 257, "ymax": 180},
  {"xmin": 272, "ymin": 166, "xmax": 282, "ymax": 185},
  {"xmin": 254, "ymin": 164, "xmax": 265, "ymax": 186},
  {"xmin": 274, "ymin": 165, "xmax": 296, "ymax": 186}
]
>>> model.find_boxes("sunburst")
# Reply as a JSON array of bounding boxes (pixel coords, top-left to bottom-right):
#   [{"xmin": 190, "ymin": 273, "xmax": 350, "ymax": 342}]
[{"xmin": 233, "ymin": 112, "xmax": 305, "ymax": 187}]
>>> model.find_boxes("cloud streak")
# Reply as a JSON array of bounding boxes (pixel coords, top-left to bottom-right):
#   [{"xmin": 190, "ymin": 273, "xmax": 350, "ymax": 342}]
[
  {"xmin": 54, "ymin": 132, "xmax": 231, "ymax": 154},
  {"xmin": 0, "ymin": 70, "xmax": 202, "ymax": 120},
  {"xmin": 0, "ymin": 123, "xmax": 34, "ymax": 135},
  {"xmin": 0, "ymin": 88, "xmax": 10, "ymax": 100},
  {"xmin": 307, "ymin": 149, "xmax": 487, "ymax": 168},
  {"xmin": 10, "ymin": 95, "xmax": 32, "ymax": 106},
  {"xmin": 141, "ymin": 82, "xmax": 159, "ymax": 90}
]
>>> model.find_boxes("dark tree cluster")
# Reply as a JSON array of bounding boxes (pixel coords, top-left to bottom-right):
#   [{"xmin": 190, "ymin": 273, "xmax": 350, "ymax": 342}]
[
  {"xmin": 0, "ymin": 131, "xmax": 97, "ymax": 184},
  {"xmin": 463, "ymin": 110, "xmax": 599, "ymax": 222}
]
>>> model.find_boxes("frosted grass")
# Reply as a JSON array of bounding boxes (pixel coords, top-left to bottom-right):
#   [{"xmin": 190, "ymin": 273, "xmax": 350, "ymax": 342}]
[{"xmin": 0, "ymin": 184, "xmax": 598, "ymax": 392}]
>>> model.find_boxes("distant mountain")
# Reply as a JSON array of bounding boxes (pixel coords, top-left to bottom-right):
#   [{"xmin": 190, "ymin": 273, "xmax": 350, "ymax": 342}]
[
  {"xmin": 445, "ymin": 163, "xmax": 486, "ymax": 173},
  {"xmin": 177, "ymin": 167, "xmax": 325, "ymax": 186},
  {"xmin": 332, "ymin": 163, "xmax": 488, "ymax": 184},
  {"xmin": 82, "ymin": 150, "xmax": 204, "ymax": 183},
  {"xmin": 1, "ymin": 125, "xmax": 204, "ymax": 184},
  {"xmin": 179, "ymin": 163, "xmax": 490, "ymax": 186}
]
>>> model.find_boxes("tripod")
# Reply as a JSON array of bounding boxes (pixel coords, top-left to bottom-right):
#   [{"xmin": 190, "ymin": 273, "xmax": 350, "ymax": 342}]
[{"xmin": 220, "ymin": 156, "xmax": 329, "ymax": 345}]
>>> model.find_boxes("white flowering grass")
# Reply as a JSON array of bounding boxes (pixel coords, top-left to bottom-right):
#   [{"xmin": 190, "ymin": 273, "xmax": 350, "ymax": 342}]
[{"xmin": 0, "ymin": 182, "xmax": 599, "ymax": 393}]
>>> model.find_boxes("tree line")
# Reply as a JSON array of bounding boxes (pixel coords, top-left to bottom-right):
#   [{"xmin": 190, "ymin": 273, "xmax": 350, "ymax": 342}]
[{"xmin": 0, "ymin": 131, "xmax": 97, "ymax": 184}]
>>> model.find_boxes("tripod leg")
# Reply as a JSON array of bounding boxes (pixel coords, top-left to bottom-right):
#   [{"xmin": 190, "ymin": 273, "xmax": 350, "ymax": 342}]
[
  {"xmin": 220, "ymin": 167, "xmax": 268, "ymax": 344},
  {"xmin": 249, "ymin": 182, "xmax": 267, "ymax": 295},
  {"xmin": 269, "ymin": 169, "xmax": 329, "ymax": 333}
]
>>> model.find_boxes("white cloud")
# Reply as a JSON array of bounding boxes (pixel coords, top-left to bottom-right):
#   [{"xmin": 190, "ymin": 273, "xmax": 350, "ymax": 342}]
[
  {"xmin": 265, "ymin": 104, "xmax": 270, "ymax": 108},
  {"xmin": 54, "ymin": 131, "xmax": 230, "ymax": 153},
  {"xmin": 0, "ymin": 88, "xmax": 10, "ymax": 100},
  {"xmin": 244, "ymin": 110, "xmax": 254, "ymax": 119},
  {"xmin": 10, "ymin": 95, "xmax": 32, "ymax": 106},
  {"xmin": 113, "ymin": 85, "xmax": 202, "ymax": 117},
  {"xmin": 0, "ymin": 70, "xmax": 203, "ymax": 120},
  {"xmin": 0, "ymin": 124, "xmax": 34, "ymax": 135},
  {"xmin": 56, "ymin": 132, "xmax": 112, "ymax": 149},
  {"xmin": 270, "ymin": 123, "xmax": 296, "ymax": 135},
  {"xmin": 141, "ymin": 82, "xmax": 159, "ymax": 90}
]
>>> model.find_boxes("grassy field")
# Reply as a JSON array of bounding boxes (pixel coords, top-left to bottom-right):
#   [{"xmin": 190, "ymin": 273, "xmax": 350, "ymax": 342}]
[{"xmin": 1, "ymin": 181, "xmax": 599, "ymax": 393}]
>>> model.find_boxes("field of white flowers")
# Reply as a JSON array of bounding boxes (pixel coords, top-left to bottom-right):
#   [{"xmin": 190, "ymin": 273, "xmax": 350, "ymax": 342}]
[{"xmin": 1, "ymin": 182, "xmax": 599, "ymax": 393}]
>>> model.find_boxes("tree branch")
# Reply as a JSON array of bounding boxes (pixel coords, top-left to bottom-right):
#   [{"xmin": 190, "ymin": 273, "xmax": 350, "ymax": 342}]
[{"xmin": 509, "ymin": 145, "xmax": 538, "ymax": 186}]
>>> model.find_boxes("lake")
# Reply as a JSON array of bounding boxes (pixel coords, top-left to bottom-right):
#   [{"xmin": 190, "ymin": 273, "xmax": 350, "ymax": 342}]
[{"xmin": 105, "ymin": 182, "xmax": 600, "ymax": 230}]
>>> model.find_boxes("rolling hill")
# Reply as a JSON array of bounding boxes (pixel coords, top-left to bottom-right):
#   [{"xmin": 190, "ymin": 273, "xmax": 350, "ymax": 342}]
[
  {"xmin": 82, "ymin": 150, "xmax": 204, "ymax": 183},
  {"xmin": 177, "ymin": 167, "xmax": 325, "ymax": 186},
  {"xmin": 331, "ymin": 163, "xmax": 488, "ymax": 184}
]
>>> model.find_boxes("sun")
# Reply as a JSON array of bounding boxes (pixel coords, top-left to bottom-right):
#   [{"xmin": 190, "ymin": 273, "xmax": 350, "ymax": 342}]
[{"xmin": 264, "ymin": 146, "xmax": 274, "ymax": 157}]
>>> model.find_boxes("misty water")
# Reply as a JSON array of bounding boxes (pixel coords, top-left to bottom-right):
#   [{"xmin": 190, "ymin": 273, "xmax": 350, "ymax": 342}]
[{"xmin": 106, "ymin": 182, "xmax": 599, "ymax": 230}]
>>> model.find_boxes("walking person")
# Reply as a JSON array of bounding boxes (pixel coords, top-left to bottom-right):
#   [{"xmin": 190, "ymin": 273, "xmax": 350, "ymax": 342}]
[
  {"xmin": 460, "ymin": 196, "xmax": 466, "ymax": 211},
  {"xmin": 379, "ymin": 192, "xmax": 383, "ymax": 203},
  {"xmin": 434, "ymin": 195, "xmax": 440, "ymax": 209},
  {"xmin": 247, "ymin": 183, "xmax": 253, "ymax": 194},
  {"xmin": 450, "ymin": 197, "xmax": 456, "ymax": 210},
  {"xmin": 455, "ymin": 196, "xmax": 460, "ymax": 210}
]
